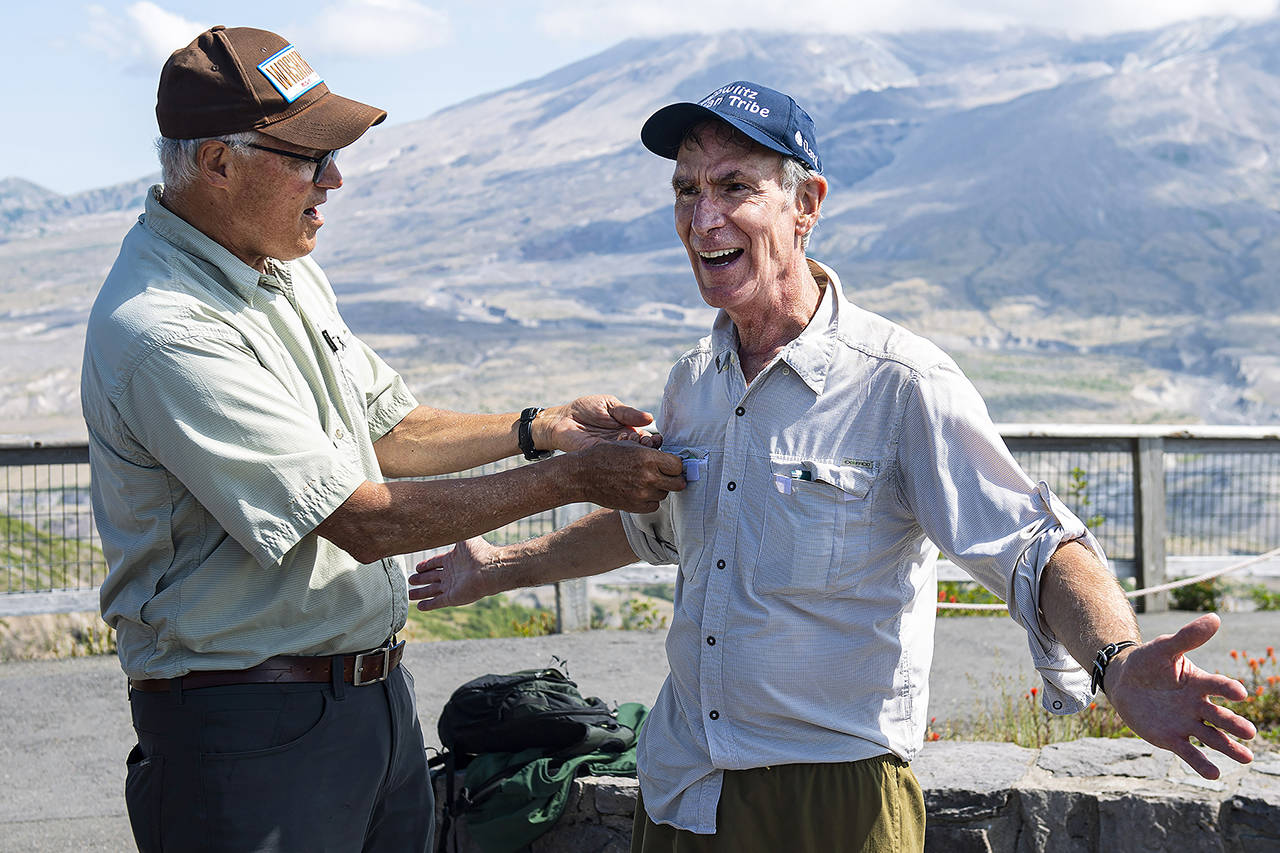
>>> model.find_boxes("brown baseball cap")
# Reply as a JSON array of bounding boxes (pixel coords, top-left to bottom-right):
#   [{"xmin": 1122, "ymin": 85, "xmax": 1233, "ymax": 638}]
[{"xmin": 156, "ymin": 25, "xmax": 386, "ymax": 149}]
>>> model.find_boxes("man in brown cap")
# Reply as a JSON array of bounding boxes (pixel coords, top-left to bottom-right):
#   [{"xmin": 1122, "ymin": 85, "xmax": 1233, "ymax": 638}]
[{"xmin": 81, "ymin": 26, "xmax": 684, "ymax": 852}]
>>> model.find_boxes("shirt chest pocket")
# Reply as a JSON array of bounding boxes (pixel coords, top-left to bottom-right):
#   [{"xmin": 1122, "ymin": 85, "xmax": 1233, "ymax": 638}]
[{"xmin": 753, "ymin": 458, "xmax": 877, "ymax": 596}]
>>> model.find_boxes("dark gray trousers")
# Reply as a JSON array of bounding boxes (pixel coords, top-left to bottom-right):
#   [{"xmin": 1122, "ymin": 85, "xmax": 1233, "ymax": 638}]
[{"xmin": 125, "ymin": 661, "xmax": 433, "ymax": 852}]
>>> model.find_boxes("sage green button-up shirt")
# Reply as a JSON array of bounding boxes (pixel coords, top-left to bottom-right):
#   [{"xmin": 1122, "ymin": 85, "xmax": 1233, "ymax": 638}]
[{"xmin": 81, "ymin": 186, "xmax": 419, "ymax": 679}]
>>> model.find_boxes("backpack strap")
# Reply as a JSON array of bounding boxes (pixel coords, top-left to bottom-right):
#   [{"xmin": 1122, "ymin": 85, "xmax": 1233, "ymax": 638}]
[{"xmin": 435, "ymin": 750, "xmax": 457, "ymax": 853}]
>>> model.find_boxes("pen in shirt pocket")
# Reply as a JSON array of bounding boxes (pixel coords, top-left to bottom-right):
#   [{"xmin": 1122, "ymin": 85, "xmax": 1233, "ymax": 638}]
[{"xmin": 773, "ymin": 468, "xmax": 812, "ymax": 495}]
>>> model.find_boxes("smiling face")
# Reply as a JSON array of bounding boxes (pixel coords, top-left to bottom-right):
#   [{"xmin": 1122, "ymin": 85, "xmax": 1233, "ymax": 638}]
[
  {"xmin": 672, "ymin": 123, "xmax": 817, "ymax": 318},
  {"xmin": 221, "ymin": 136, "xmax": 342, "ymax": 271}
]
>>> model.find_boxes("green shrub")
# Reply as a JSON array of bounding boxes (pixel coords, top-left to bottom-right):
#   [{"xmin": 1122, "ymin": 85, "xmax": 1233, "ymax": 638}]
[
  {"xmin": 403, "ymin": 595, "xmax": 554, "ymax": 641},
  {"xmin": 1249, "ymin": 585, "xmax": 1280, "ymax": 611},
  {"xmin": 936, "ymin": 580, "xmax": 1004, "ymax": 617},
  {"xmin": 1170, "ymin": 579, "xmax": 1225, "ymax": 611},
  {"xmin": 620, "ymin": 597, "xmax": 668, "ymax": 631}
]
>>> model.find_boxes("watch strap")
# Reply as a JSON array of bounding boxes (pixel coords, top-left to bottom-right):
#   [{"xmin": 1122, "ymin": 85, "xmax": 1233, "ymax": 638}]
[
  {"xmin": 1090, "ymin": 640, "xmax": 1137, "ymax": 695},
  {"xmin": 518, "ymin": 407, "xmax": 551, "ymax": 461}
]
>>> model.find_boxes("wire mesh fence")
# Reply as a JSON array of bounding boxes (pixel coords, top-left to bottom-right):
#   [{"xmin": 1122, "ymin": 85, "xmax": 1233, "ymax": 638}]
[
  {"xmin": 3, "ymin": 429, "xmax": 1278, "ymax": 600},
  {"xmin": 1164, "ymin": 448, "xmax": 1280, "ymax": 557},
  {"xmin": 0, "ymin": 445, "xmax": 104, "ymax": 594}
]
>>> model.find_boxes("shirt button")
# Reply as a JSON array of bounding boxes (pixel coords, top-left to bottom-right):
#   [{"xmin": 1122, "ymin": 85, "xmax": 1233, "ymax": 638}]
[
  {"xmin": 726, "ymin": 481, "xmax": 736, "ymax": 491},
  {"xmin": 716, "ymin": 559, "xmax": 726, "ymax": 569},
  {"xmin": 782, "ymin": 367, "xmax": 790, "ymax": 375},
  {"xmin": 735, "ymin": 406, "xmax": 745, "ymax": 416},
  {"xmin": 706, "ymin": 636, "xmax": 716, "ymax": 646},
  {"xmin": 709, "ymin": 710, "xmax": 720, "ymax": 721}
]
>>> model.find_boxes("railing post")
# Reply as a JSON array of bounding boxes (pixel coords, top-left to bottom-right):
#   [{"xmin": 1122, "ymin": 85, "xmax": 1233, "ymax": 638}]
[
  {"xmin": 1133, "ymin": 437, "xmax": 1168, "ymax": 612},
  {"xmin": 551, "ymin": 502, "xmax": 592, "ymax": 632}
]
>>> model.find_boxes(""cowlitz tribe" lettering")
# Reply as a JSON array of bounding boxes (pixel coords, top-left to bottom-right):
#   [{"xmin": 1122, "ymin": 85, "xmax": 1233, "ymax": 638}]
[
  {"xmin": 258, "ymin": 45, "xmax": 323, "ymax": 103},
  {"xmin": 699, "ymin": 84, "xmax": 770, "ymax": 118}
]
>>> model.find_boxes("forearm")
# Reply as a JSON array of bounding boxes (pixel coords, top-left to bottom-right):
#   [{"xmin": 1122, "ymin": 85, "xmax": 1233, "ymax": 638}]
[
  {"xmin": 374, "ymin": 405, "xmax": 524, "ymax": 477},
  {"xmin": 1038, "ymin": 540, "xmax": 1141, "ymax": 671},
  {"xmin": 316, "ymin": 458, "xmax": 579, "ymax": 561},
  {"xmin": 490, "ymin": 509, "xmax": 636, "ymax": 588}
]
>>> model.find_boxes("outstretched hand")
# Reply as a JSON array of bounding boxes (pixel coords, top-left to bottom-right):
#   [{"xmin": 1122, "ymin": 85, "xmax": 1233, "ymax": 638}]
[
  {"xmin": 1105, "ymin": 613, "xmax": 1256, "ymax": 779},
  {"xmin": 408, "ymin": 537, "xmax": 499, "ymax": 611},
  {"xmin": 538, "ymin": 395, "xmax": 662, "ymax": 453}
]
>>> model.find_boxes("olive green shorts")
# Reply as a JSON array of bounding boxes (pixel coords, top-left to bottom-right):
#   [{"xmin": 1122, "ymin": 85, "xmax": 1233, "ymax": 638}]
[{"xmin": 630, "ymin": 754, "xmax": 925, "ymax": 853}]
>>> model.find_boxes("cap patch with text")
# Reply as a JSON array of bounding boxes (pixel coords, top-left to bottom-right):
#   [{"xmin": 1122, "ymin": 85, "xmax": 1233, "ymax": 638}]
[{"xmin": 257, "ymin": 45, "xmax": 322, "ymax": 103}]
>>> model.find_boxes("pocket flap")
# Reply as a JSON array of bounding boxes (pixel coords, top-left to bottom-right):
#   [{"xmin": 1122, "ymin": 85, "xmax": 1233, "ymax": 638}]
[{"xmin": 810, "ymin": 461, "xmax": 876, "ymax": 500}]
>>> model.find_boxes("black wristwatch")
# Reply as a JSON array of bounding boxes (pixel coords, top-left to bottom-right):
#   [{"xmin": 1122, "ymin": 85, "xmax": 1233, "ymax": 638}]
[
  {"xmin": 1090, "ymin": 640, "xmax": 1137, "ymax": 695},
  {"xmin": 518, "ymin": 407, "xmax": 552, "ymax": 461}
]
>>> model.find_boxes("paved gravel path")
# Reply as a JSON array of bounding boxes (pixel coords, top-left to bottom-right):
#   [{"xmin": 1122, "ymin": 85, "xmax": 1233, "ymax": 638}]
[{"xmin": 1, "ymin": 611, "xmax": 1274, "ymax": 852}]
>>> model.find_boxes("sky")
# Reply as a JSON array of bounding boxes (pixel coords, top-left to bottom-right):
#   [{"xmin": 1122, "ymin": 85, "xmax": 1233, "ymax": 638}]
[{"xmin": 4, "ymin": 0, "xmax": 1278, "ymax": 195}]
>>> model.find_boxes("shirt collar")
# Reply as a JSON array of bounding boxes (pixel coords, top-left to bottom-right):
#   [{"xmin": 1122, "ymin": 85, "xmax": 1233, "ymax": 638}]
[
  {"xmin": 710, "ymin": 258, "xmax": 843, "ymax": 395},
  {"xmin": 142, "ymin": 185, "xmax": 290, "ymax": 303}
]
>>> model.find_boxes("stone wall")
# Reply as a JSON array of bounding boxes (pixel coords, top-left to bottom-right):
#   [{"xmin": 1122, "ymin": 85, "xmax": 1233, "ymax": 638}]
[{"xmin": 434, "ymin": 739, "xmax": 1280, "ymax": 852}]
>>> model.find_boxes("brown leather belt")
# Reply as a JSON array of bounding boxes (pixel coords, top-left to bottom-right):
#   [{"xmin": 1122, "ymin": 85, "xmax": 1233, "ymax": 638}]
[{"xmin": 129, "ymin": 638, "xmax": 405, "ymax": 693}]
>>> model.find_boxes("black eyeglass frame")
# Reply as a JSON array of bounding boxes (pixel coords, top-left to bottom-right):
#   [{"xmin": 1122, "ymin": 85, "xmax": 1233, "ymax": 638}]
[{"xmin": 242, "ymin": 142, "xmax": 337, "ymax": 184}]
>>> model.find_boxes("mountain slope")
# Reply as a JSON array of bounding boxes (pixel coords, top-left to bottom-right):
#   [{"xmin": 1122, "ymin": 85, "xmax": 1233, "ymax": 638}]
[{"xmin": 3, "ymin": 21, "xmax": 1279, "ymax": 439}]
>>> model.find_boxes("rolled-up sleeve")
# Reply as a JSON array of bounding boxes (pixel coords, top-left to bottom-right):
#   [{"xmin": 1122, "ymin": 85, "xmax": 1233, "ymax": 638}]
[
  {"xmin": 897, "ymin": 361, "xmax": 1101, "ymax": 713},
  {"xmin": 620, "ymin": 502, "xmax": 680, "ymax": 565},
  {"xmin": 117, "ymin": 333, "xmax": 366, "ymax": 568}
]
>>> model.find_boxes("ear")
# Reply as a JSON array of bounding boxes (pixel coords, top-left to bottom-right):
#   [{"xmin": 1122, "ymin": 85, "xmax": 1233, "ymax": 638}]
[
  {"xmin": 194, "ymin": 139, "xmax": 236, "ymax": 188},
  {"xmin": 794, "ymin": 174, "xmax": 828, "ymax": 239}
]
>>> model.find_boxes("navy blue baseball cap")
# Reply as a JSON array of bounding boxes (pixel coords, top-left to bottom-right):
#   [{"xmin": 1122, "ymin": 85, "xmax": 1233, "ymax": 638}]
[{"xmin": 641, "ymin": 81, "xmax": 821, "ymax": 173}]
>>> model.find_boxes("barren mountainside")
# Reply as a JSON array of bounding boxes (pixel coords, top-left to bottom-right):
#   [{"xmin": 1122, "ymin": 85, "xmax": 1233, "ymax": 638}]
[{"xmin": 3, "ymin": 21, "xmax": 1279, "ymax": 440}]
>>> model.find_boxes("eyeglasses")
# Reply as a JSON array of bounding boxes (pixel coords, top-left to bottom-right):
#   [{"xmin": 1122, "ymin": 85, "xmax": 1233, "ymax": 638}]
[{"xmin": 243, "ymin": 142, "xmax": 338, "ymax": 184}]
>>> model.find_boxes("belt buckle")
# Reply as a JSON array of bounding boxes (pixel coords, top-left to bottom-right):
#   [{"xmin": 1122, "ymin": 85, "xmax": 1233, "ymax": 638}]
[{"xmin": 353, "ymin": 643, "xmax": 391, "ymax": 686}]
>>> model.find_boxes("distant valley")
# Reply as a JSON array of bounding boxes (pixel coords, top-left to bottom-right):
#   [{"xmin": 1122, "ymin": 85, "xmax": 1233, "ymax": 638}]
[{"xmin": 3, "ymin": 20, "xmax": 1279, "ymax": 441}]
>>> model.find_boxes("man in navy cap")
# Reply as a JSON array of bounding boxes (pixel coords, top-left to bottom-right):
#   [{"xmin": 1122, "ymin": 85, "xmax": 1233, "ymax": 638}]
[{"xmin": 410, "ymin": 82, "xmax": 1256, "ymax": 851}]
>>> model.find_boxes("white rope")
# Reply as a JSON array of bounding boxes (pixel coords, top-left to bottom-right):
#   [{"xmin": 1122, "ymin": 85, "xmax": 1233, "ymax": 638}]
[{"xmin": 937, "ymin": 546, "xmax": 1280, "ymax": 611}]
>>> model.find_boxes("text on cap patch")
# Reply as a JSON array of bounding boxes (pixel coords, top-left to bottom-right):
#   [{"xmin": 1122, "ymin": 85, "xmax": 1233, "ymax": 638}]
[{"xmin": 258, "ymin": 45, "xmax": 322, "ymax": 103}]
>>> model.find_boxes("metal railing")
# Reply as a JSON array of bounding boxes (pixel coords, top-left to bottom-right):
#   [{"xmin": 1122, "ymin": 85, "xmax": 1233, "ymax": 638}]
[{"xmin": 3, "ymin": 425, "xmax": 1278, "ymax": 619}]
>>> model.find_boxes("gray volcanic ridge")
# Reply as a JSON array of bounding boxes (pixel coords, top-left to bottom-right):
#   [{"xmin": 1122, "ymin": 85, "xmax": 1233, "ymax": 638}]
[{"xmin": 4, "ymin": 20, "xmax": 1280, "ymax": 440}]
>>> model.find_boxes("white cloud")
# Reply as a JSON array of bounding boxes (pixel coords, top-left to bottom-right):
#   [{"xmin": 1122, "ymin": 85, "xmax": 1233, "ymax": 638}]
[
  {"xmin": 301, "ymin": 0, "xmax": 452, "ymax": 57},
  {"xmin": 83, "ymin": 2, "xmax": 204, "ymax": 69},
  {"xmin": 535, "ymin": 0, "xmax": 1279, "ymax": 39}
]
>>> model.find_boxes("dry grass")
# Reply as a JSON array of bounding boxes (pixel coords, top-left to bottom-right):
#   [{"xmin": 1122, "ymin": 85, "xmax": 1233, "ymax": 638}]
[{"xmin": 0, "ymin": 611, "xmax": 115, "ymax": 661}]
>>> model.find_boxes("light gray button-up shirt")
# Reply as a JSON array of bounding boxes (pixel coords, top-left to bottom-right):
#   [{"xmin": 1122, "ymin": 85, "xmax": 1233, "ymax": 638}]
[
  {"xmin": 620, "ymin": 259, "xmax": 1103, "ymax": 833},
  {"xmin": 81, "ymin": 186, "xmax": 419, "ymax": 679}
]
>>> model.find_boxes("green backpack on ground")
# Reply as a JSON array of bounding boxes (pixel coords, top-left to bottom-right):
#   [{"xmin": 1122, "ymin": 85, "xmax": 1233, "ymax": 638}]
[{"xmin": 431, "ymin": 663, "xmax": 643, "ymax": 853}]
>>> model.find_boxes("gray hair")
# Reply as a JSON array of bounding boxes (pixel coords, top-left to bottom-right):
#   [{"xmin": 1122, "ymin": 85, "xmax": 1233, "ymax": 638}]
[
  {"xmin": 681, "ymin": 121, "xmax": 822, "ymax": 251},
  {"xmin": 155, "ymin": 131, "xmax": 261, "ymax": 193}
]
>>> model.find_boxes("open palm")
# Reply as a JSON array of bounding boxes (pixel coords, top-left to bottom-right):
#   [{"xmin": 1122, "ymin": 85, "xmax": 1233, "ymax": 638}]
[{"xmin": 1105, "ymin": 613, "xmax": 1256, "ymax": 779}]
